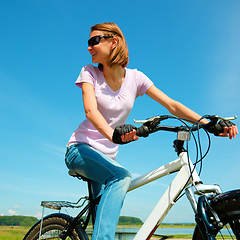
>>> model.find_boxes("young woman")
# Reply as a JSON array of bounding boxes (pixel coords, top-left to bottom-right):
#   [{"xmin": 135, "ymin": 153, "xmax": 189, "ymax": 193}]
[{"xmin": 65, "ymin": 22, "xmax": 238, "ymax": 240}]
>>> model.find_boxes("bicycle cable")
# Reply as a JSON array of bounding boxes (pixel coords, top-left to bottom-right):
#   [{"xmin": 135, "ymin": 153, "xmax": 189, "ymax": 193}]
[
  {"xmin": 174, "ymin": 116, "xmax": 212, "ymax": 201},
  {"xmin": 188, "ymin": 115, "xmax": 212, "ymax": 196},
  {"xmin": 137, "ymin": 115, "xmax": 212, "ymax": 202},
  {"xmin": 162, "ymin": 116, "xmax": 199, "ymax": 202}
]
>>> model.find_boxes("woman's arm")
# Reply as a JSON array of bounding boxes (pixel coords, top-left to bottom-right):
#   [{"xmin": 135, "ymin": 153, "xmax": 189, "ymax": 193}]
[
  {"xmin": 82, "ymin": 82, "xmax": 114, "ymax": 142},
  {"xmin": 146, "ymin": 85, "xmax": 208, "ymax": 124},
  {"xmin": 146, "ymin": 85, "xmax": 238, "ymax": 139}
]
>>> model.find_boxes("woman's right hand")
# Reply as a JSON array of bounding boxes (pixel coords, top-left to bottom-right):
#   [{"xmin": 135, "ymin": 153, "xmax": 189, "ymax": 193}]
[
  {"xmin": 121, "ymin": 129, "xmax": 139, "ymax": 143},
  {"xmin": 112, "ymin": 125, "xmax": 139, "ymax": 144}
]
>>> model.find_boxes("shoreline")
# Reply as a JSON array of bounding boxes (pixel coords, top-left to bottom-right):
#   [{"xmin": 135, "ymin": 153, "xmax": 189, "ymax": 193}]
[{"xmin": 116, "ymin": 224, "xmax": 195, "ymax": 229}]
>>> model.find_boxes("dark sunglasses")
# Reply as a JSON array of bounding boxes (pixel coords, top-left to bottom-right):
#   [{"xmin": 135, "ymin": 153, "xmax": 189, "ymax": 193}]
[{"xmin": 88, "ymin": 35, "xmax": 113, "ymax": 47}]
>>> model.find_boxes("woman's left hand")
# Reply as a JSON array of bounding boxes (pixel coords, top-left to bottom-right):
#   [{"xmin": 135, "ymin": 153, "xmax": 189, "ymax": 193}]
[{"xmin": 218, "ymin": 120, "xmax": 239, "ymax": 139}]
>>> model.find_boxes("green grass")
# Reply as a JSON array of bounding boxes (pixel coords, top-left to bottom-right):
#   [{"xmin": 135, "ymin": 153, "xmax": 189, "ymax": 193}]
[
  {"xmin": 0, "ymin": 226, "xmax": 29, "ymax": 240},
  {"xmin": 168, "ymin": 235, "xmax": 193, "ymax": 239},
  {"xmin": 159, "ymin": 223, "xmax": 195, "ymax": 228},
  {"xmin": 0, "ymin": 225, "xmax": 234, "ymax": 240}
]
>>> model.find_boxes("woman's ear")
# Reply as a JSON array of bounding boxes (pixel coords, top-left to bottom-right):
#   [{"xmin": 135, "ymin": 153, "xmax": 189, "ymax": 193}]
[{"xmin": 111, "ymin": 36, "xmax": 118, "ymax": 50}]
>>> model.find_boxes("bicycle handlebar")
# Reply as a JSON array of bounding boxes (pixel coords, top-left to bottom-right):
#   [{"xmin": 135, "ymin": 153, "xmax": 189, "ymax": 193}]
[{"xmin": 135, "ymin": 115, "xmax": 237, "ymax": 138}]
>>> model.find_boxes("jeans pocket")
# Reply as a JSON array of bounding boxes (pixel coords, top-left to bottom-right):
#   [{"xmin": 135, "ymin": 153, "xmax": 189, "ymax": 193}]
[
  {"xmin": 65, "ymin": 146, "xmax": 76, "ymax": 168},
  {"xmin": 65, "ymin": 143, "xmax": 84, "ymax": 168}
]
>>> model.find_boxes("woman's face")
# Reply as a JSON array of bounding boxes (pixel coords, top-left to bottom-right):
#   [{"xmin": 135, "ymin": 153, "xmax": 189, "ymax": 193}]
[{"xmin": 87, "ymin": 30, "xmax": 113, "ymax": 65}]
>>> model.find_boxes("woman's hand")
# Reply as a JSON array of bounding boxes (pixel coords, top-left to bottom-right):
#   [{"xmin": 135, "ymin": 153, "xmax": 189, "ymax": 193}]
[
  {"xmin": 121, "ymin": 129, "xmax": 139, "ymax": 142},
  {"xmin": 112, "ymin": 125, "xmax": 139, "ymax": 144},
  {"xmin": 218, "ymin": 120, "xmax": 238, "ymax": 139},
  {"xmin": 204, "ymin": 120, "xmax": 238, "ymax": 139}
]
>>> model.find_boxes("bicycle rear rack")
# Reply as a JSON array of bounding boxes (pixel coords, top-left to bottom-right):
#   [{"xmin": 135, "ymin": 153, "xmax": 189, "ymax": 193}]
[{"xmin": 41, "ymin": 196, "xmax": 89, "ymax": 210}]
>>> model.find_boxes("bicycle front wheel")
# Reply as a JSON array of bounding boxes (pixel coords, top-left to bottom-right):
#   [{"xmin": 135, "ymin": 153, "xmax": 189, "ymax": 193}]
[
  {"xmin": 23, "ymin": 213, "xmax": 89, "ymax": 240},
  {"xmin": 193, "ymin": 190, "xmax": 240, "ymax": 240}
]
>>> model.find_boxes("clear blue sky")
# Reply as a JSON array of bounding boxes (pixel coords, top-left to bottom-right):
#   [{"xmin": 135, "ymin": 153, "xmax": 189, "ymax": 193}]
[{"xmin": 0, "ymin": 0, "xmax": 239, "ymax": 223}]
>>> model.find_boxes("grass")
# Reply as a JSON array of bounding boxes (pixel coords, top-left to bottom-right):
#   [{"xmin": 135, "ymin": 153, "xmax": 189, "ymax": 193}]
[
  {"xmin": 1, "ymin": 225, "xmax": 193, "ymax": 239},
  {"xmin": 159, "ymin": 224, "xmax": 195, "ymax": 228},
  {"xmin": 163, "ymin": 235, "xmax": 192, "ymax": 239},
  {"xmin": 0, "ymin": 226, "xmax": 29, "ymax": 240},
  {"xmin": 0, "ymin": 225, "xmax": 234, "ymax": 240}
]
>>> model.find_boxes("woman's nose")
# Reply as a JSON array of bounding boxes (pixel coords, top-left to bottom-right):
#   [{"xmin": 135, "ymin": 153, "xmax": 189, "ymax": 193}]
[{"xmin": 87, "ymin": 45, "xmax": 92, "ymax": 52}]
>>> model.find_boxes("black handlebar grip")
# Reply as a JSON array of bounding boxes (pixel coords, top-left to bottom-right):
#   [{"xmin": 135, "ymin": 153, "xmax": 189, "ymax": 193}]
[
  {"xmin": 213, "ymin": 123, "xmax": 223, "ymax": 135},
  {"xmin": 204, "ymin": 122, "xmax": 224, "ymax": 136},
  {"xmin": 136, "ymin": 125, "xmax": 150, "ymax": 137}
]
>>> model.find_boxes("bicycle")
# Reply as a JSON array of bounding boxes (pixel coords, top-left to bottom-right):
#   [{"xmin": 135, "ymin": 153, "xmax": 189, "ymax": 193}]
[{"xmin": 23, "ymin": 114, "xmax": 240, "ymax": 240}]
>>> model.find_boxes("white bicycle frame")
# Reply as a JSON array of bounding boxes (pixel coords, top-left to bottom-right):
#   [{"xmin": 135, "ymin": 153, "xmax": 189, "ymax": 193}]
[
  {"xmin": 127, "ymin": 151, "xmax": 222, "ymax": 240},
  {"xmin": 37, "ymin": 115, "xmax": 237, "ymax": 240}
]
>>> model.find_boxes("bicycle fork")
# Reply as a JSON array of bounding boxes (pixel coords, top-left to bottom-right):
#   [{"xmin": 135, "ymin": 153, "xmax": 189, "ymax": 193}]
[{"xmin": 186, "ymin": 184, "xmax": 223, "ymax": 240}]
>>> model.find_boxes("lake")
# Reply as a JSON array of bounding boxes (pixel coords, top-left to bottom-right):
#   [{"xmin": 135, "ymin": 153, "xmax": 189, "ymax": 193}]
[{"xmin": 87, "ymin": 227, "xmax": 234, "ymax": 240}]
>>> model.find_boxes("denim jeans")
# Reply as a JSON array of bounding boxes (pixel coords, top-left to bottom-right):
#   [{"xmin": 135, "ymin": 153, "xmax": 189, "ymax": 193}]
[{"xmin": 65, "ymin": 143, "xmax": 132, "ymax": 240}]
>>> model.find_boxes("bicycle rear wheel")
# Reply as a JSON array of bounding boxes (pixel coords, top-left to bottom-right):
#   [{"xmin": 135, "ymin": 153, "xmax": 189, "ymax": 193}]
[
  {"xmin": 193, "ymin": 190, "xmax": 240, "ymax": 240},
  {"xmin": 23, "ymin": 213, "xmax": 88, "ymax": 240}
]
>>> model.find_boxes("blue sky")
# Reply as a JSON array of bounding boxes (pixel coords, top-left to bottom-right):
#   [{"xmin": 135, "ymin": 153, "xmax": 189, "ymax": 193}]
[{"xmin": 0, "ymin": 0, "xmax": 240, "ymax": 224}]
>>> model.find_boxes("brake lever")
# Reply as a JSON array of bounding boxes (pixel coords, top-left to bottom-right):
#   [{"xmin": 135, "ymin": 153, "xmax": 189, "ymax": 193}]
[
  {"xmin": 205, "ymin": 115, "xmax": 237, "ymax": 122},
  {"xmin": 204, "ymin": 115, "xmax": 237, "ymax": 127},
  {"xmin": 217, "ymin": 115, "xmax": 237, "ymax": 121},
  {"xmin": 133, "ymin": 115, "xmax": 169, "ymax": 124},
  {"xmin": 134, "ymin": 116, "xmax": 169, "ymax": 137}
]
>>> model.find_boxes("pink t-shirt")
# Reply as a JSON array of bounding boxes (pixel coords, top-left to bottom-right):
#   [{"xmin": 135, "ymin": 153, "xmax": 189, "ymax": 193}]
[{"xmin": 67, "ymin": 64, "xmax": 153, "ymax": 159}]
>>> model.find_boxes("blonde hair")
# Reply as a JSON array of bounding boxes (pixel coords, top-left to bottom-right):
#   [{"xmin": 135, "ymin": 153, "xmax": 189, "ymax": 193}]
[{"xmin": 90, "ymin": 22, "xmax": 129, "ymax": 70}]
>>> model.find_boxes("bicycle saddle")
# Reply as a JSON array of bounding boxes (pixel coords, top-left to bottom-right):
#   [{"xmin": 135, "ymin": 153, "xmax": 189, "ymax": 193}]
[{"xmin": 68, "ymin": 169, "xmax": 89, "ymax": 182}]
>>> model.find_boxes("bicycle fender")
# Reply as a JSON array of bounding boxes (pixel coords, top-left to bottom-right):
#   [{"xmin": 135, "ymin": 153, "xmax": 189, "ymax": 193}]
[
  {"xmin": 211, "ymin": 189, "xmax": 240, "ymax": 205},
  {"xmin": 42, "ymin": 212, "xmax": 73, "ymax": 221}
]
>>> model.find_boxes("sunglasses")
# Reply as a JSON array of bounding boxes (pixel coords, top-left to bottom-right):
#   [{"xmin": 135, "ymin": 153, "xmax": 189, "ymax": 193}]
[{"xmin": 88, "ymin": 35, "xmax": 113, "ymax": 47}]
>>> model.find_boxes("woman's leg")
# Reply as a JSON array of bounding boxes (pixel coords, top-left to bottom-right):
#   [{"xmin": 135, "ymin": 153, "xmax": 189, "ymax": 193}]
[{"xmin": 65, "ymin": 143, "xmax": 132, "ymax": 240}]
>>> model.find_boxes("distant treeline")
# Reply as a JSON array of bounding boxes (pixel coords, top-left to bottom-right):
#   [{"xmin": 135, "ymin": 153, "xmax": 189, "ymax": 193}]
[
  {"xmin": 118, "ymin": 216, "xmax": 143, "ymax": 225},
  {"xmin": 81, "ymin": 215, "xmax": 143, "ymax": 226},
  {"xmin": 0, "ymin": 215, "xmax": 142, "ymax": 226},
  {"xmin": 0, "ymin": 216, "xmax": 38, "ymax": 226}
]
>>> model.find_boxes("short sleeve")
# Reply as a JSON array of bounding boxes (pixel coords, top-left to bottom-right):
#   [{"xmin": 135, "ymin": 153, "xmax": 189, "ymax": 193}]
[
  {"xmin": 75, "ymin": 64, "xmax": 98, "ymax": 88},
  {"xmin": 135, "ymin": 70, "xmax": 153, "ymax": 97}
]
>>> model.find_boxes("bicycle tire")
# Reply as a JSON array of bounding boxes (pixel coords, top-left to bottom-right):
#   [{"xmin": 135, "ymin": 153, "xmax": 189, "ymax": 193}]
[
  {"xmin": 23, "ymin": 213, "xmax": 89, "ymax": 240},
  {"xmin": 193, "ymin": 190, "xmax": 240, "ymax": 240}
]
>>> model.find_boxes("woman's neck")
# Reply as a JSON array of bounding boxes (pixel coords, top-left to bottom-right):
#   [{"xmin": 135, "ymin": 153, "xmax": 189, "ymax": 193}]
[
  {"xmin": 102, "ymin": 64, "xmax": 126, "ymax": 91},
  {"xmin": 103, "ymin": 64, "xmax": 125, "ymax": 82}
]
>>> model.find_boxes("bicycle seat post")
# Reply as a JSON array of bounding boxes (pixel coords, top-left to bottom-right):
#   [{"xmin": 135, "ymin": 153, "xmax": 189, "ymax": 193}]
[
  {"xmin": 68, "ymin": 170, "xmax": 97, "ymax": 226},
  {"xmin": 87, "ymin": 180, "xmax": 96, "ymax": 226}
]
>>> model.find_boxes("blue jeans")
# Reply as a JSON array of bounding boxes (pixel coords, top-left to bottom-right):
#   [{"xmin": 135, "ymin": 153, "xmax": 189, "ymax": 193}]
[{"xmin": 65, "ymin": 143, "xmax": 132, "ymax": 240}]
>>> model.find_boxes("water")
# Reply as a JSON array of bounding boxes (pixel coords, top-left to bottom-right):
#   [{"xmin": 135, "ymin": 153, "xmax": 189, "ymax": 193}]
[
  {"xmin": 114, "ymin": 227, "xmax": 233, "ymax": 240},
  {"xmin": 87, "ymin": 228, "xmax": 194, "ymax": 240},
  {"xmin": 116, "ymin": 227, "xmax": 194, "ymax": 235},
  {"xmin": 87, "ymin": 227, "xmax": 233, "ymax": 240}
]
